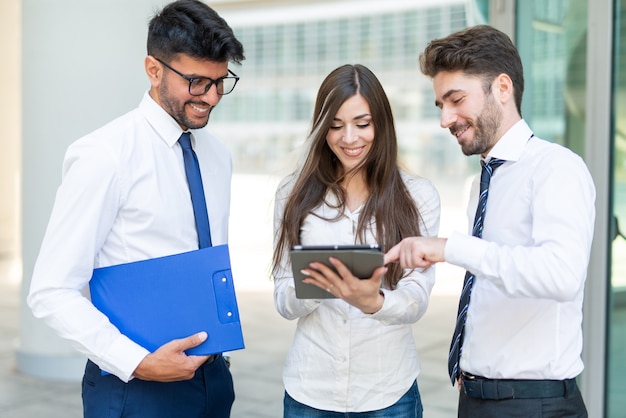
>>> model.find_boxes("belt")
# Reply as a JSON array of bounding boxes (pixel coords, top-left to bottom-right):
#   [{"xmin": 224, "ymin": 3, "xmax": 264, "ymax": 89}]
[
  {"xmin": 461, "ymin": 372, "xmax": 577, "ymax": 400},
  {"xmin": 204, "ymin": 354, "xmax": 220, "ymax": 365}
]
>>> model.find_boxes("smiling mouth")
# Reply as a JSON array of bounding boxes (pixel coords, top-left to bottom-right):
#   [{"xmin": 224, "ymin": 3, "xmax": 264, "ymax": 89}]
[
  {"xmin": 342, "ymin": 146, "xmax": 365, "ymax": 156},
  {"xmin": 450, "ymin": 123, "xmax": 471, "ymax": 138},
  {"xmin": 189, "ymin": 103, "xmax": 211, "ymax": 114}
]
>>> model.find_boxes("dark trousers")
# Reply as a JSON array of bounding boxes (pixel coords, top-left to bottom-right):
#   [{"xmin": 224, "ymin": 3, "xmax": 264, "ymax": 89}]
[
  {"xmin": 82, "ymin": 357, "xmax": 234, "ymax": 418},
  {"xmin": 458, "ymin": 378, "xmax": 587, "ymax": 418}
]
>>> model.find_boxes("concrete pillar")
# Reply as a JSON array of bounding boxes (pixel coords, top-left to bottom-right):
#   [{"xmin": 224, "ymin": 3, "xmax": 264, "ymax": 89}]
[
  {"xmin": 18, "ymin": 0, "xmax": 162, "ymax": 380},
  {"xmin": 0, "ymin": 1, "xmax": 21, "ymax": 264}
]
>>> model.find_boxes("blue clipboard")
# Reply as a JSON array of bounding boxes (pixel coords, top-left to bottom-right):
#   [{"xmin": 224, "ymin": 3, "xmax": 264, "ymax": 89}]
[{"xmin": 90, "ymin": 244, "xmax": 244, "ymax": 355}]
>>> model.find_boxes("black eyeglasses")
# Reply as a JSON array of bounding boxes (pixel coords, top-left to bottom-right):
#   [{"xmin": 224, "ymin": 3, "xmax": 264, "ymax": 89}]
[{"xmin": 154, "ymin": 57, "xmax": 239, "ymax": 96}]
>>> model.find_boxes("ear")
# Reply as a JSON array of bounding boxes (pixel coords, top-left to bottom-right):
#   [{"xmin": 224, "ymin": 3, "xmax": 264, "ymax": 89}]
[
  {"xmin": 145, "ymin": 55, "xmax": 162, "ymax": 89},
  {"xmin": 495, "ymin": 73, "xmax": 514, "ymax": 105}
]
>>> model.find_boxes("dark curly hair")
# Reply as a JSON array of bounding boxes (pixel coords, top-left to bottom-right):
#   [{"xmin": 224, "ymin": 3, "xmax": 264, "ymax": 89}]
[{"xmin": 147, "ymin": 0, "xmax": 245, "ymax": 64}]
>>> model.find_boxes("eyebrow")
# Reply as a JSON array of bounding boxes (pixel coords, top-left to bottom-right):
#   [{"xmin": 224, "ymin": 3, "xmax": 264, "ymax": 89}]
[
  {"xmin": 191, "ymin": 72, "xmax": 229, "ymax": 80},
  {"xmin": 333, "ymin": 113, "xmax": 371, "ymax": 121},
  {"xmin": 435, "ymin": 89, "xmax": 464, "ymax": 107}
]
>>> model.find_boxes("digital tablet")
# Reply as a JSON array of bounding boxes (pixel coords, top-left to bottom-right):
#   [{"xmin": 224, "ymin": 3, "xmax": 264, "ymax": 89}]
[{"xmin": 289, "ymin": 244, "xmax": 383, "ymax": 299}]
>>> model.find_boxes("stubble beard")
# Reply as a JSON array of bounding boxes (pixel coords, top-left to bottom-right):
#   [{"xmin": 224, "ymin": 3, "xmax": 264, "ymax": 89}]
[
  {"xmin": 159, "ymin": 79, "xmax": 212, "ymax": 130},
  {"xmin": 458, "ymin": 94, "xmax": 502, "ymax": 157}
]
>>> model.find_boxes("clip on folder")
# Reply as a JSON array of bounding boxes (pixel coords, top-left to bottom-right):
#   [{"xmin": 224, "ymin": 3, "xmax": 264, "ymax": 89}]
[{"xmin": 90, "ymin": 244, "xmax": 244, "ymax": 356}]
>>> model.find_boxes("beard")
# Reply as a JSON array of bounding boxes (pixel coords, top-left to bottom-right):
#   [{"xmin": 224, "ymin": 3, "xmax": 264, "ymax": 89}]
[
  {"xmin": 158, "ymin": 77, "xmax": 212, "ymax": 130},
  {"xmin": 452, "ymin": 93, "xmax": 502, "ymax": 156}
]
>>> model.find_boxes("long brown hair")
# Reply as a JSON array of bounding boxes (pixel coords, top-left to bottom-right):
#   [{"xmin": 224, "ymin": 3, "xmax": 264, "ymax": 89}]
[{"xmin": 272, "ymin": 64, "xmax": 423, "ymax": 289}]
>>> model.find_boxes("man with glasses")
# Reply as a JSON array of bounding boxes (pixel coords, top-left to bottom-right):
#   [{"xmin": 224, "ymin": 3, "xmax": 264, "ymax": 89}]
[{"xmin": 27, "ymin": 1, "xmax": 244, "ymax": 417}]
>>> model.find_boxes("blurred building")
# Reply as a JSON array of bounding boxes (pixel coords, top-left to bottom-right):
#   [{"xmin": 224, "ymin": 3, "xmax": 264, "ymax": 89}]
[{"xmin": 210, "ymin": 0, "xmax": 474, "ymax": 182}]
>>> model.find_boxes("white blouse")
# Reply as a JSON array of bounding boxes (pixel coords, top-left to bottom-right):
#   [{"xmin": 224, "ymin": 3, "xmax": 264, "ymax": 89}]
[{"xmin": 273, "ymin": 171, "xmax": 440, "ymax": 412}]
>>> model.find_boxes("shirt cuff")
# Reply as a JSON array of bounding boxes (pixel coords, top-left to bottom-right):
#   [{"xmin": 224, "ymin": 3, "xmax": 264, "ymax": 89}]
[
  {"xmin": 444, "ymin": 231, "xmax": 489, "ymax": 273},
  {"xmin": 99, "ymin": 335, "xmax": 150, "ymax": 382},
  {"xmin": 370, "ymin": 288, "xmax": 413, "ymax": 322}
]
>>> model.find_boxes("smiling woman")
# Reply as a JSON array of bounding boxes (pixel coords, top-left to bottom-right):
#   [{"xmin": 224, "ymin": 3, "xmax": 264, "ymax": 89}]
[
  {"xmin": 325, "ymin": 94, "xmax": 375, "ymax": 202},
  {"xmin": 270, "ymin": 63, "xmax": 441, "ymax": 417}
]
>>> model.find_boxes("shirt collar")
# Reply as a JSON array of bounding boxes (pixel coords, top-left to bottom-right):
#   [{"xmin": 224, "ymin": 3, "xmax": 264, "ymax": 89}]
[
  {"xmin": 139, "ymin": 91, "xmax": 187, "ymax": 148},
  {"xmin": 485, "ymin": 119, "xmax": 534, "ymax": 163}
]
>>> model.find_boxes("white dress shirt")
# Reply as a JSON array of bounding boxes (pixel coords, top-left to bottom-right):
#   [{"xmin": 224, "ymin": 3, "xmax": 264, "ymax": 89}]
[
  {"xmin": 28, "ymin": 92, "xmax": 232, "ymax": 382},
  {"xmin": 445, "ymin": 119, "xmax": 595, "ymax": 380},
  {"xmin": 273, "ymin": 171, "xmax": 440, "ymax": 412}
]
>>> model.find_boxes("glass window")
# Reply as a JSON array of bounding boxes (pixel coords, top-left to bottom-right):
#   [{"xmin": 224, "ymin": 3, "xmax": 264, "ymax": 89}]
[
  {"xmin": 337, "ymin": 18, "xmax": 350, "ymax": 61},
  {"xmin": 426, "ymin": 8, "xmax": 442, "ymax": 41},
  {"xmin": 381, "ymin": 14, "xmax": 394, "ymax": 59},
  {"xmin": 317, "ymin": 21, "xmax": 328, "ymax": 70},
  {"xmin": 608, "ymin": 1, "xmax": 626, "ymax": 415},
  {"xmin": 274, "ymin": 25, "xmax": 285, "ymax": 75},
  {"xmin": 402, "ymin": 11, "xmax": 418, "ymax": 67},
  {"xmin": 254, "ymin": 27, "xmax": 265, "ymax": 71},
  {"xmin": 517, "ymin": 0, "xmax": 584, "ymax": 152},
  {"xmin": 359, "ymin": 16, "xmax": 371, "ymax": 60},
  {"xmin": 450, "ymin": 4, "xmax": 467, "ymax": 31},
  {"xmin": 295, "ymin": 23, "xmax": 306, "ymax": 72}
]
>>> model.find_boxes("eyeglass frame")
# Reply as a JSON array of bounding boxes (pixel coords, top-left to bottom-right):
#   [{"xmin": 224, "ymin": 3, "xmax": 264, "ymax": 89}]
[{"xmin": 153, "ymin": 57, "xmax": 240, "ymax": 96}]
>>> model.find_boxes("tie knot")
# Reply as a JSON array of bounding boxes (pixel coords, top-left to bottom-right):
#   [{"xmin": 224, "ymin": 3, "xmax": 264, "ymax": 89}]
[
  {"xmin": 481, "ymin": 158, "xmax": 506, "ymax": 171},
  {"xmin": 480, "ymin": 158, "xmax": 506, "ymax": 180},
  {"xmin": 479, "ymin": 158, "xmax": 505, "ymax": 190},
  {"xmin": 179, "ymin": 132, "xmax": 192, "ymax": 150}
]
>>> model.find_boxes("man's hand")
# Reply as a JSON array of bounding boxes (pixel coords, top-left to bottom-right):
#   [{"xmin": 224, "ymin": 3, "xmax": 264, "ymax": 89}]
[
  {"xmin": 132, "ymin": 332, "xmax": 210, "ymax": 382},
  {"xmin": 384, "ymin": 237, "xmax": 447, "ymax": 268}
]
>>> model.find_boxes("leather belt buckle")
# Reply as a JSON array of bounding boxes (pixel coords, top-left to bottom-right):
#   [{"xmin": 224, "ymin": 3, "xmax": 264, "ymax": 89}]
[
  {"xmin": 205, "ymin": 354, "xmax": 219, "ymax": 365},
  {"xmin": 461, "ymin": 373, "xmax": 572, "ymax": 400},
  {"xmin": 462, "ymin": 373, "xmax": 515, "ymax": 400}
]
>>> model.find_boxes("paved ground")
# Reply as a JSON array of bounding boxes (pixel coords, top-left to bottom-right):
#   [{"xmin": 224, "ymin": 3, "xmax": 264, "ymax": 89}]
[
  {"xmin": 0, "ymin": 261, "xmax": 460, "ymax": 418},
  {"xmin": 0, "ymin": 174, "xmax": 464, "ymax": 417}
]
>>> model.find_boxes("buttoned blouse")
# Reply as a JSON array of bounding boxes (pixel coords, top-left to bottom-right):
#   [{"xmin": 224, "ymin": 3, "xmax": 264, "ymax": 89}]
[{"xmin": 273, "ymin": 171, "xmax": 440, "ymax": 412}]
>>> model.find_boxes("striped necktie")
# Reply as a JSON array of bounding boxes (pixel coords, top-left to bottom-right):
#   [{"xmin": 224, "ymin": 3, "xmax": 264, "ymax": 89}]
[
  {"xmin": 447, "ymin": 158, "xmax": 505, "ymax": 384},
  {"xmin": 179, "ymin": 132, "xmax": 212, "ymax": 248}
]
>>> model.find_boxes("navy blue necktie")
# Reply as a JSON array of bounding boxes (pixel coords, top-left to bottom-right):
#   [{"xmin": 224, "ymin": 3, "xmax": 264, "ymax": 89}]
[
  {"xmin": 447, "ymin": 158, "xmax": 505, "ymax": 384},
  {"xmin": 179, "ymin": 132, "xmax": 212, "ymax": 248}
]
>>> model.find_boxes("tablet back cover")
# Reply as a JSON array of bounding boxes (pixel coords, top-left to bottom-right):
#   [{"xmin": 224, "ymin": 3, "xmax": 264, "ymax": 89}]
[{"xmin": 290, "ymin": 247, "xmax": 383, "ymax": 299}]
